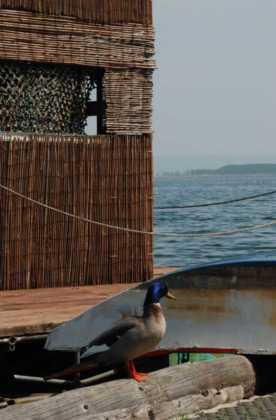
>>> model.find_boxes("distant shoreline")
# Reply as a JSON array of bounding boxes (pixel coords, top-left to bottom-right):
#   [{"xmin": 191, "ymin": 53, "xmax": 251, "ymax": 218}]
[{"xmin": 158, "ymin": 163, "xmax": 276, "ymax": 177}]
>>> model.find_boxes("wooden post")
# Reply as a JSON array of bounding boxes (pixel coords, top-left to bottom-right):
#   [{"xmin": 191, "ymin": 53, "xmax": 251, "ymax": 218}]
[{"xmin": 96, "ymin": 69, "xmax": 105, "ymax": 135}]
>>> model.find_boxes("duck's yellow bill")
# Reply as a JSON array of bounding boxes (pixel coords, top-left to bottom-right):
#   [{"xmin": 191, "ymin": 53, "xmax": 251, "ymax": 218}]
[{"xmin": 166, "ymin": 291, "xmax": 176, "ymax": 300}]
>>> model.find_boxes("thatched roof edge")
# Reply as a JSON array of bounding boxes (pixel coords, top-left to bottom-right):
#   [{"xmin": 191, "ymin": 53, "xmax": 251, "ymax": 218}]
[{"xmin": 0, "ymin": 0, "xmax": 153, "ymax": 25}]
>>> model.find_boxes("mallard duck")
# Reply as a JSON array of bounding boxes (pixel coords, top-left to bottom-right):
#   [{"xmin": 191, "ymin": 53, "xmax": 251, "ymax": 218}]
[{"xmin": 48, "ymin": 281, "xmax": 175, "ymax": 382}]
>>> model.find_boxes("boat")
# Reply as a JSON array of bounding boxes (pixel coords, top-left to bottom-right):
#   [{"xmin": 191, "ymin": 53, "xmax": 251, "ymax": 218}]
[{"xmin": 46, "ymin": 253, "xmax": 276, "ymax": 356}]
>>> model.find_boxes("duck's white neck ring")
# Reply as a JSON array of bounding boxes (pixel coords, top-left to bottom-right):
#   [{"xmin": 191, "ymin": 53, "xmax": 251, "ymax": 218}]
[{"xmin": 143, "ymin": 302, "xmax": 162, "ymax": 316}]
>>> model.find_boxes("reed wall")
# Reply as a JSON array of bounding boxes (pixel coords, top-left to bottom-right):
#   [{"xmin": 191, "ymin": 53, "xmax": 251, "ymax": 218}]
[
  {"xmin": 103, "ymin": 69, "xmax": 153, "ymax": 134},
  {"xmin": 0, "ymin": 2, "xmax": 155, "ymax": 290},
  {"xmin": 0, "ymin": 10, "xmax": 155, "ymax": 69},
  {"xmin": 0, "ymin": 134, "xmax": 153, "ymax": 290},
  {"xmin": 0, "ymin": 0, "xmax": 152, "ymax": 25}
]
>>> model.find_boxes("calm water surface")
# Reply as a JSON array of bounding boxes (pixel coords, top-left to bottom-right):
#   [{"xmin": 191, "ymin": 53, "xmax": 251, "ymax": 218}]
[{"xmin": 154, "ymin": 175, "xmax": 276, "ymax": 267}]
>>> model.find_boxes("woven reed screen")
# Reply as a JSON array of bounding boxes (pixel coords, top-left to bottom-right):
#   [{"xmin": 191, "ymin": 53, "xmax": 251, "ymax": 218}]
[
  {"xmin": 0, "ymin": 134, "xmax": 153, "ymax": 290},
  {"xmin": 0, "ymin": 0, "xmax": 152, "ymax": 25},
  {"xmin": 103, "ymin": 69, "xmax": 153, "ymax": 134},
  {"xmin": 0, "ymin": 11, "xmax": 155, "ymax": 69}
]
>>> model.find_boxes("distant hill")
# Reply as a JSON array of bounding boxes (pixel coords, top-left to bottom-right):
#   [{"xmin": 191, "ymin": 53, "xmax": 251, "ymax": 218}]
[
  {"xmin": 161, "ymin": 164, "xmax": 276, "ymax": 177},
  {"xmin": 215, "ymin": 164, "xmax": 276, "ymax": 174}
]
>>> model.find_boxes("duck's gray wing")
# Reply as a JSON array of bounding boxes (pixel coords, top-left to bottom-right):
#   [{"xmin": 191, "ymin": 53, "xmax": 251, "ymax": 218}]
[{"xmin": 87, "ymin": 317, "xmax": 141, "ymax": 348}]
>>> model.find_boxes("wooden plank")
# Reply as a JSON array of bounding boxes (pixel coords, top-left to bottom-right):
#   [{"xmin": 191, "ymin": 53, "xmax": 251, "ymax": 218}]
[
  {"xmin": 0, "ymin": 267, "xmax": 175, "ymax": 338},
  {"xmin": 0, "ymin": 284, "xmax": 136, "ymax": 338},
  {"xmin": 153, "ymin": 267, "xmax": 177, "ymax": 278},
  {"xmin": 86, "ymin": 101, "xmax": 98, "ymax": 116}
]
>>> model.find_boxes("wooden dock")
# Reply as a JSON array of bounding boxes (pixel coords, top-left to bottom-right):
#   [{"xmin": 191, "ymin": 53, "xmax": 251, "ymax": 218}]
[{"xmin": 0, "ymin": 267, "xmax": 175, "ymax": 339}]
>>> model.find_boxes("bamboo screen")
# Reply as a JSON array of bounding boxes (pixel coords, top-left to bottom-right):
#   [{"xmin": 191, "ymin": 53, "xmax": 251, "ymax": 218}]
[
  {"xmin": 0, "ymin": 0, "xmax": 152, "ymax": 25},
  {"xmin": 0, "ymin": 134, "xmax": 153, "ymax": 290},
  {"xmin": 103, "ymin": 69, "xmax": 153, "ymax": 134},
  {"xmin": 0, "ymin": 11, "xmax": 155, "ymax": 69}
]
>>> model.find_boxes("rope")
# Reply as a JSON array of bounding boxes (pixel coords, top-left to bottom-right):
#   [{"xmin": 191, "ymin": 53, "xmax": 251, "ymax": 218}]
[
  {"xmin": 0, "ymin": 183, "xmax": 276, "ymax": 238},
  {"xmin": 0, "ymin": 184, "xmax": 153, "ymax": 236},
  {"xmin": 155, "ymin": 189, "xmax": 276, "ymax": 210}
]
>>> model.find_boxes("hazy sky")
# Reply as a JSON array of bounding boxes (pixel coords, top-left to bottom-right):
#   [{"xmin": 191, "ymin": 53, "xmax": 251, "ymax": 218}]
[{"xmin": 153, "ymin": 0, "xmax": 276, "ymax": 170}]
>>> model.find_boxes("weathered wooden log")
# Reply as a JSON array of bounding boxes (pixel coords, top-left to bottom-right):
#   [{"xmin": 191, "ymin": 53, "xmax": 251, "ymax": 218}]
[{"xmin": 0, "ymin": 356, "xmax": 255, "ymax": 420}]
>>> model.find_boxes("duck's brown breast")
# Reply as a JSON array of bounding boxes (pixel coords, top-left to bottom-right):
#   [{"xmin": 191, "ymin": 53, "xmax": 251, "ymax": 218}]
[{"xmin": 145, "ymin": 303, "xmax": 166, "ymax": 340}]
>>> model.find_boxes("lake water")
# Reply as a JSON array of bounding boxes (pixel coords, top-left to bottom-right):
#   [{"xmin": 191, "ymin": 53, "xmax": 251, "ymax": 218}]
[{"xmin": 154, "ymin": 174, "xmax": 276, "ymax": 267}]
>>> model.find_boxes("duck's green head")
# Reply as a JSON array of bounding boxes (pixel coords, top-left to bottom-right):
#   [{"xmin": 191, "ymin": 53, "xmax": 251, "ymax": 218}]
[{"xmin": 143, "ymin": 281, "xmax": 176, "ymax": 307}]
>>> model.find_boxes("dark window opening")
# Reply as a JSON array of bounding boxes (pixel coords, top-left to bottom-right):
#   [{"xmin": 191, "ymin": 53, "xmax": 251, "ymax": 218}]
[{"xmin": 85, "ymin": 70, "xmax": 105, "ymax": 135}]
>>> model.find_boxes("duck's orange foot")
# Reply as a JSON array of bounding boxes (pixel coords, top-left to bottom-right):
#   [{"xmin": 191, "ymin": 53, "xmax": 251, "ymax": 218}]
[
  {"xmin": 127, "ymin": 360, "xmax": 149, "ymax": 382},
  {"xmin": 132, "ymin": 371, "xmax": 149, "ymax": 382}
]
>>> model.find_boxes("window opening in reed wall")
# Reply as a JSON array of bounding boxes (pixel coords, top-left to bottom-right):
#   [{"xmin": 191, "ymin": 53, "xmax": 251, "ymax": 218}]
[
  {"xmin": 86, "ymin": 69, "xmax": 105, "ymax": 135},
  {"xmin": 86, "ymin": 117, "xmax": 97, "ymax": 136},
  {"xmin": 0, "ymin": 60, "xmax": 104, "ymax": 134}
]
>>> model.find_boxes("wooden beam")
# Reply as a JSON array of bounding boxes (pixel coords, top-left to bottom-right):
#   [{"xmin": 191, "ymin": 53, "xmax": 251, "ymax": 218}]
[
  {"xmin": 86, "ymin": 101, "xmax": 98, "ymax": 116},
  {"xmin": 96, "ymin": 70, "xmax": 105, "ymax": 134}
]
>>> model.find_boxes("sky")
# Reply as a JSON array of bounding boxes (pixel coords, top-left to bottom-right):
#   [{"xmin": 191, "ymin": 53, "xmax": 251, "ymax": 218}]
[{"xmin": 153, "ymin": 0, "xmax": 276, "ymax": 171}]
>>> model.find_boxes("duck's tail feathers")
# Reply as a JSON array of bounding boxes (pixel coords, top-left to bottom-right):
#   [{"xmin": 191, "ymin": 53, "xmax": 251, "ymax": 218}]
[{"xmin": 45, "ymin": 351, "xmax": 106, "ymax": 380}]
